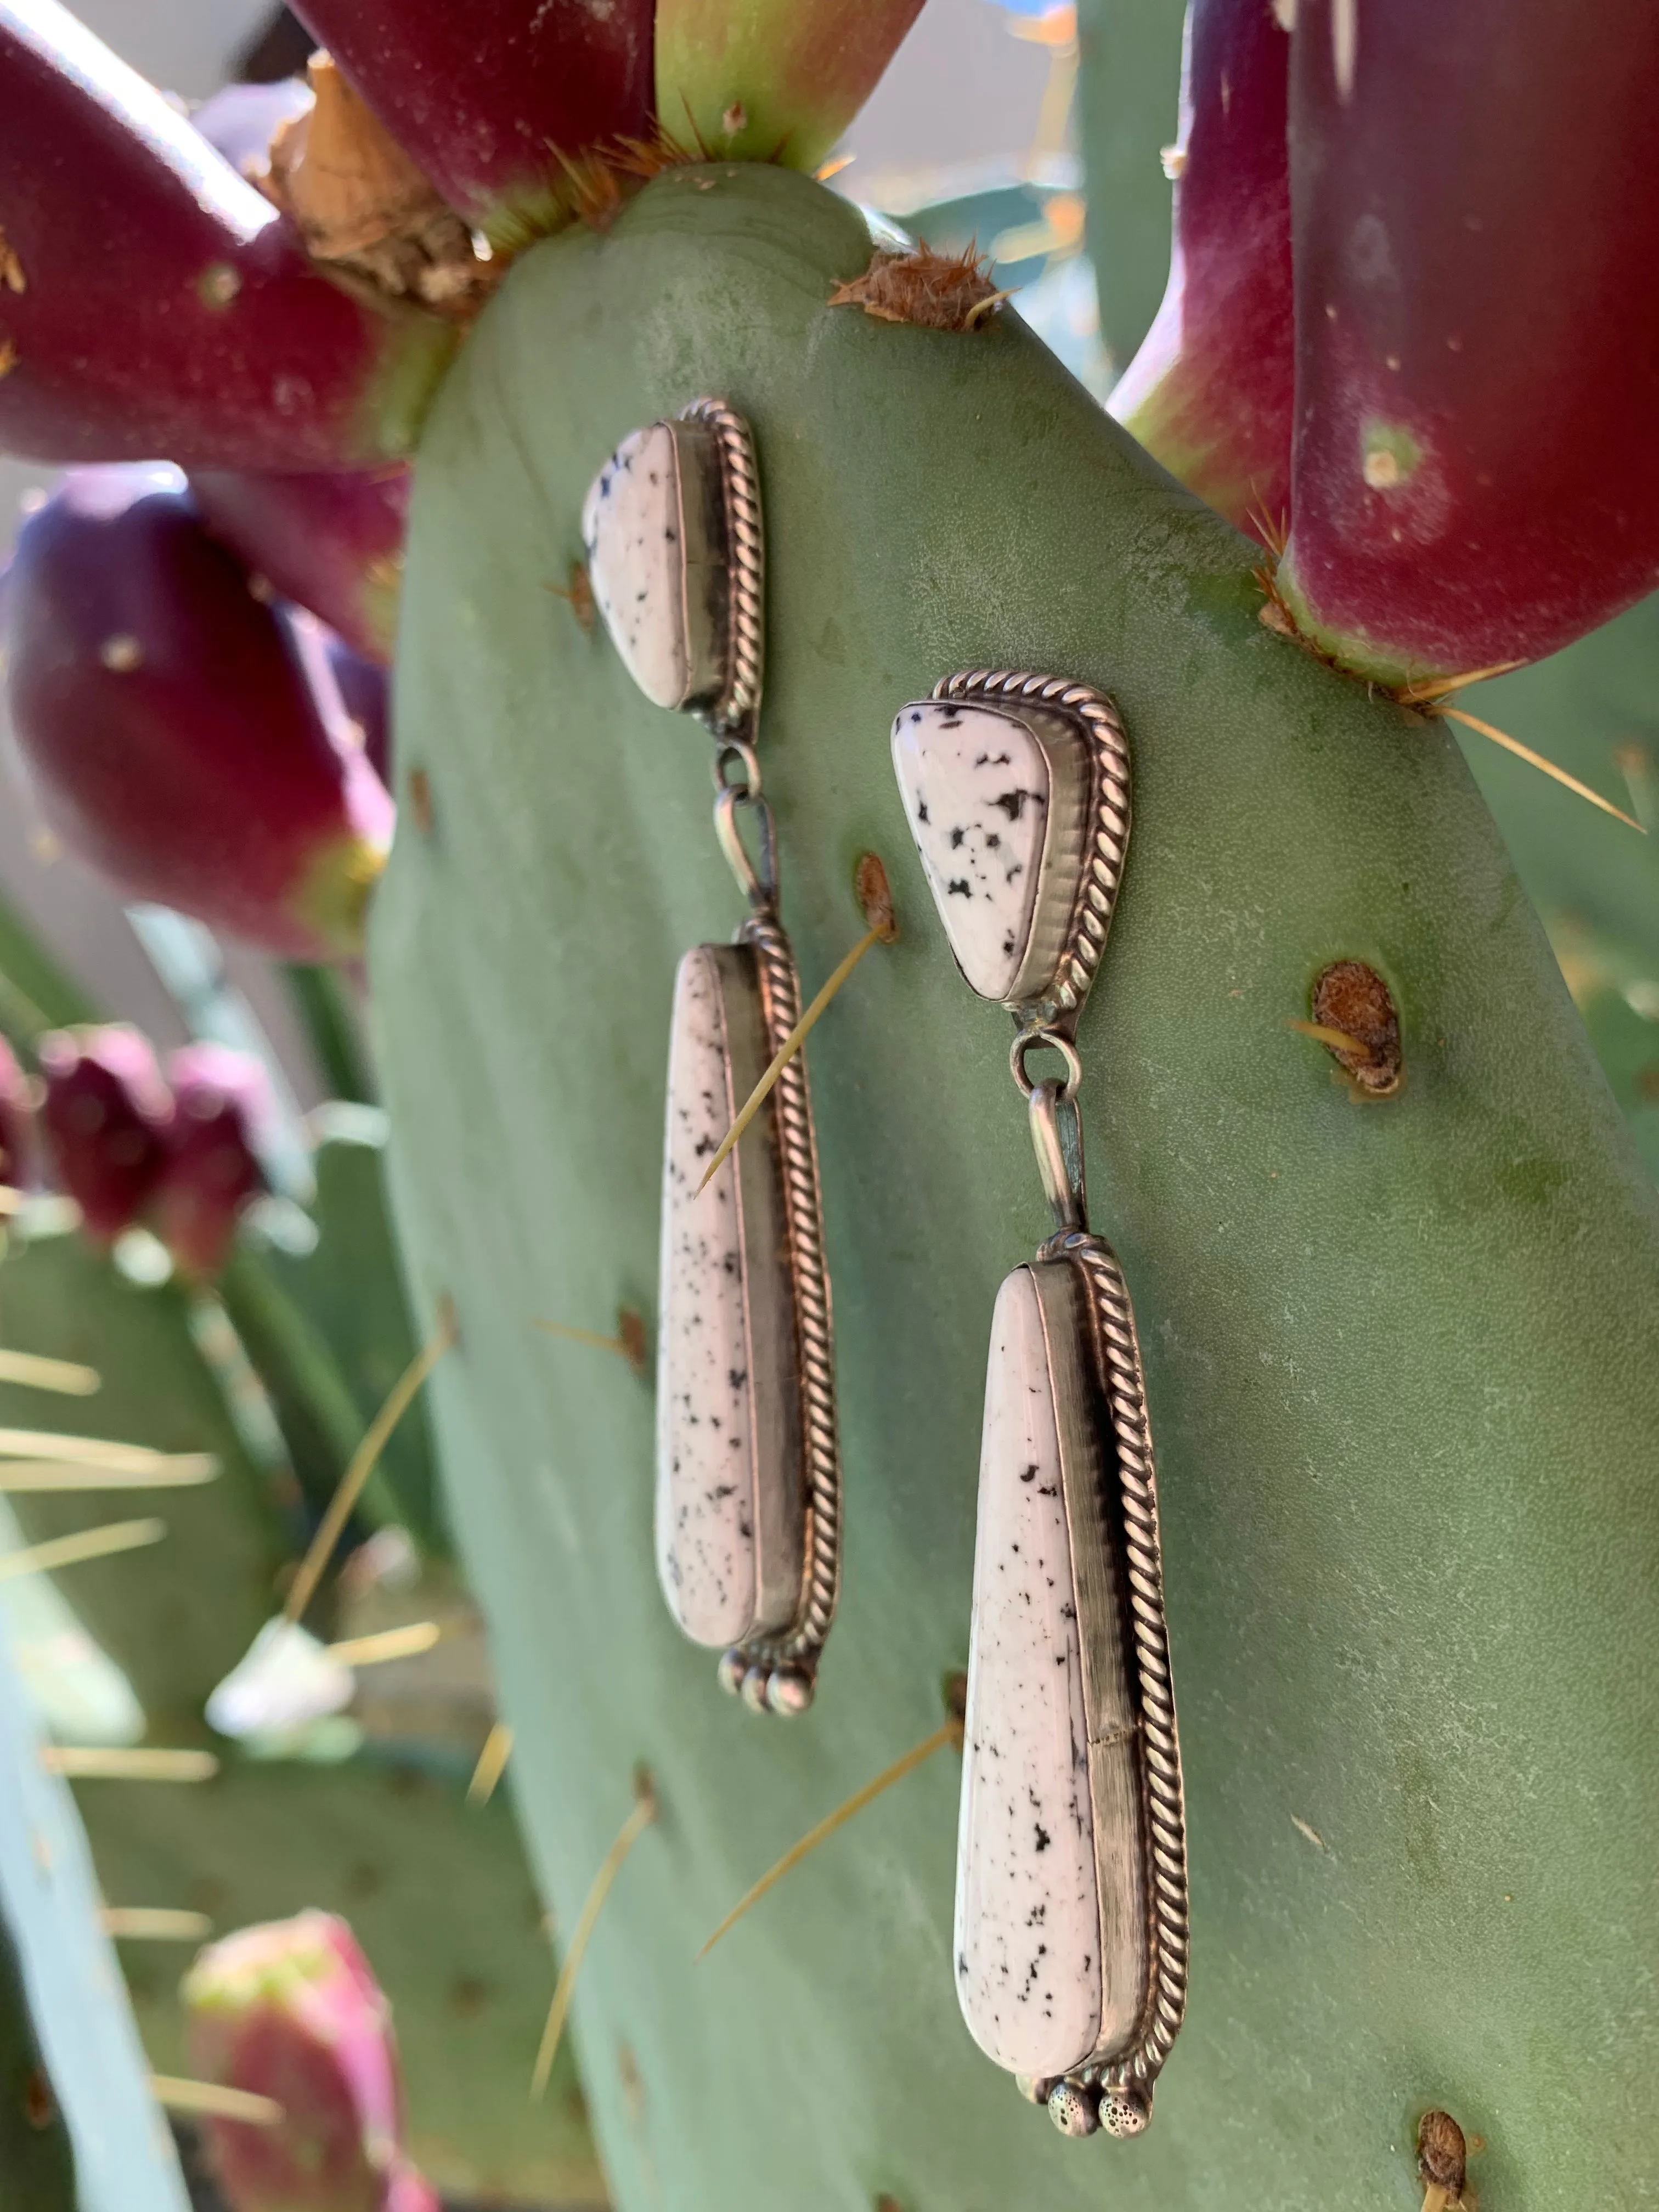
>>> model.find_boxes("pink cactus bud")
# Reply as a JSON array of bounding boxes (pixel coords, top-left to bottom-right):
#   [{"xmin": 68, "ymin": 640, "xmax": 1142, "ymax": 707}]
[
  {"xmin": 0, "ymin": 0, "xmax": 454, "ymax": 469},
  {"xmin": 654, "ymin": 0, "xmax": 927, "ymax": 173},
  {"xmin": 38, "ymin": 1025, "xmax": 172, "ymax": 1242},
  {"xmin": 0, "ymin": 1037, "xmax": 37, "ymax": 1192},
  {"xmin": 155, "ymin": 1045, "xmax": 270, "ymax": 1279},
  {"xmin": 188, "ymin": 466, "xmax": 408, "ymax": 667},
  {"xmin": 190, "ymin": 78, "xmax": 314, "ymax": 185},
  {"xmin": 1277, "ymin": 0, "xmax": 1659, "ymax": 685},
  {"xmin": 1109, "ymin": 0, "xmax": 1293, "ymax": 540},
  {"xmin": 183, "ymin": 1911, "xmax": 427, "ymax": 2212},
  {"xmin": 2, "ymin": 466, "xmax": 393, "ymax": 962},
  {"xmin": 286, "ymin": 0, "xmax": 653, "ymax": 245}
]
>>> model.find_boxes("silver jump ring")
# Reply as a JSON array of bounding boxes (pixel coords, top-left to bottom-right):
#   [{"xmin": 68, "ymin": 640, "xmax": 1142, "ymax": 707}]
[
  {"xmin": 1011, "ymin": 1024, "xmax": 1082, "ymax": 1102},
  {"xmin": 714, "ymin": 784, "xmax": 779, "ymax": 912},
  {"xmin": 711, "ymin": 735, "xmax": 763, "ymax": 799}
]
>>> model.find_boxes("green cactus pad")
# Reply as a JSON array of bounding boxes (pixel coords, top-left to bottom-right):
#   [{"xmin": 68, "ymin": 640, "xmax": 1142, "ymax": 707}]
[
  {"xmin": 0, "ymin": 1227, "xmax": 285, "ymax": 1735},
  {"xmin": 0, "ymin": 1589, "xmax": 187, "ymax": 2211},
  {"xmin": 1450, "ymin": 592, "xmax": 1659, "ymax": 1180},
  {"xmin": 89, "ymin": 1759, "xmax": 604, "ymax": 2205},
  {"xmin": 0, "ymin": 1224, "xmax": 597, "ymax": 2197},
  {"xmin": 262, "ymin": 1108, "xmax": 443, "ymax": 1551},
  {"xmin": 374, "ymin": 163, "xmax": 1659, "ymax": 2209}
]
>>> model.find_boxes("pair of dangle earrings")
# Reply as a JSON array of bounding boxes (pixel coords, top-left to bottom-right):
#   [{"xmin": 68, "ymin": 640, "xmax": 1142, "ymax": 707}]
[{"xmin": 584, "ymin": 406, "xmax": 1187, "ymax": 2133}]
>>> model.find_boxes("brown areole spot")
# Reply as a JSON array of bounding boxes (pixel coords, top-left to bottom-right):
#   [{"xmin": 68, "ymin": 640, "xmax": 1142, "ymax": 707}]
[
  {"xmin": 1417, "ymin": 2106, "xmax": 1468, "ymax": 2209},
  {"xmin": 830, "ymin": 245, "xmax": 1007, "ymax": 332},
  {"xmin": 1302, "ymin": 958, "xmax": 1403, "ymax": 1097}
]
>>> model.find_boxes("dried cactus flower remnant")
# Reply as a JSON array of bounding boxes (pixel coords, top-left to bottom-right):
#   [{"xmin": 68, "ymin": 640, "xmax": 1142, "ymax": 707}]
[
  {"xmin": 266, "ymin": 54, "xmax": 489, "ymax": 312},
  {"xmin": 1308, "ymin": 959, "xmax": 1403, "ymax": 1095},
  {"xmin": 830, "ymin": 246, "xmax": 1007, "ymax": 331}
]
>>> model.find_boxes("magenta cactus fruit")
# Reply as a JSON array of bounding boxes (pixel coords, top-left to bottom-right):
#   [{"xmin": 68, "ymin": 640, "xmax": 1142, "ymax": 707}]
[
  {"xmin": 1108, "ymin": 0, "xmax": 1293, "ymax": 539},
  {"xmin": 1276, "ymin": 0, "xmax": 1659, "ymax": 684},
  {"xmin": 0, "ymin": 1038, "xmax": 36, "ymax": 1193},
  {"xmin": 37, "ymin": 1025, "xmax": 172, "ymax": 1242},
  {"xmin": 183, "ymin": 1911, "xmax": 434, "ymax": 2212},
  {"xmin": 2, "ymin": 465, "xmax": 393, "ymax": 961},
  {"xmin": 188, "ymin": 466, "xmax": 409, "ymax": 666},
  {"xmin": 0, "ymin": 0, "xmax": 453, "ymax": 469},
  {"xmin": 654, "ymin": 0, "xmax": 928, "ymax": 168},
  {"xmin": 286, "ymin": 0, "xmax": 654, "ymax": 245},
  {"xmin": 155, "ymin": 1045, "xmax": 270, "ymax": 1279}
]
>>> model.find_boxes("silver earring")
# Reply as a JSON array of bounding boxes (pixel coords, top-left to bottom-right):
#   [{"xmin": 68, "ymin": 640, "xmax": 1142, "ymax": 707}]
[
  {"xmin": 583, "ymin": 402, "xmax": 839, "ymax": 1716},
  {"xmin": 890, "ymin": 671, "xmax": 1189, "ymax": 2136}
]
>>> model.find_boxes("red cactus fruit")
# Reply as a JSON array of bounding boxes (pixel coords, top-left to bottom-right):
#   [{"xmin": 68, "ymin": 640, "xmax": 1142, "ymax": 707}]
[
  {"xmin": 190, "ymin": 77, "xmax": 314, "ymax": 184},
  {"xmin": 0, "ymin": 0, "xmax": 454, "ymax": 469},
  {"xmin": 1108, "ymin": 0, "xmax": 1293, "ymax": 539},
  {"xmin": 183, "ymin": 1911, "xmax": 435, "ymax": 2212},
  {"xmin": 286, "ymin": 0, "xmax": 654, "ymax": 246},
  {"xmin": 0, "ymin": 1037, "xmax": 36, "ymax": 1192},
  {"xmin": 1276, "ymin": 0, "xmax": 1659, "ymax": 686},
  {"xmin": 155, "ymin": 1045, "xmax": 270, "ymax": 1279},
  {"xmin": 38, "ymin": 1025, "xmax": 172, "ymax": 1243},
  {"xmin": 2, "ymin": 466, "xmax": 393, "ymax": 962},
  {"xmin": 654, "ymin": 0, "xmax": 928, "ymax": 171},
  {"xmin": 188, "ymin": 467, "xmax": 408, "ymax": 666}
]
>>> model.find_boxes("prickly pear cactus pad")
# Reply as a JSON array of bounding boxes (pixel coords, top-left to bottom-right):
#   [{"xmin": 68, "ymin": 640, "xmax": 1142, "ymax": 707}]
[
  {"xmin": 0, "ymin": 1593, "xmax": 188, "ymax": 2212},
  {"xmin": 371, "ymin": 165, "xmax": 1659, "ymax": 2209}
]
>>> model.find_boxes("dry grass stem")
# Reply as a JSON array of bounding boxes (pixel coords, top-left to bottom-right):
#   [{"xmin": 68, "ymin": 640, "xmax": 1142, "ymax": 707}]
[
  {"xmin": 467, "ymin": 1720, "xmax": 514, "ymax": 1805},
  {"xmin": 151, "ymin": 2075, "xmax": 281, "ymax": 2126},
  {"xmin": 43, "ymin": 1747, "xmax": 218, "ymax": 1782},
  {"xmin": 101, "ymin": 1908, "xmax": 212, "ymax": 1942},
  {"xmin": 0, "ymin": 1348, "xmax": 100, "ymax": 1396},
  {"xmin": 0, "ymin": 1517, "xmax": 165, "ymax": 1582},
  {"xmin": 283, "ymin": 1303, "xmax": 457, "ymax": 1626},
  {"xmin": 697, "ymin": 1715, "xmax": 963, "ymax": 1964},
  {"xmin": 531, "ymin": 1774, "xmax": 657, "ymax": 2100},
  {"xmin": 1438, "ymin": 706, "xmax": 1643, "ymax": 831},
  {"xmin": 325, "ymin": 1621, "xmax": 442, "ymax": 1667},
  {"xmin": 0, "ymin": 1457, "xmax": 216, "ymax": 1492}
]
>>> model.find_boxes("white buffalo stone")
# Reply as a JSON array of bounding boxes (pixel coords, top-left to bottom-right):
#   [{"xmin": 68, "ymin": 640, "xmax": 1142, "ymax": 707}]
[
  {"xmin": 955, "ymin": 1266, "xmax": 1104, "ymax": 2078},
  {"xmin": 891, "ymin": 699, "xmax": 1052, "ymax": 1001},
  {"xmin": 583, "ymin": 420, "xmax": 723, "ymax": 712},
  {"xmin": 654, "ymin": 946, "xmax": 759, "ymax": 1645}
]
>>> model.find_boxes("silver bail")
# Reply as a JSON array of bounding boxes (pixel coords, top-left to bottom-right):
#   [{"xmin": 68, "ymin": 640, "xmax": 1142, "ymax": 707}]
[{"xmin": 1028, "ymin": 1075, "xmax": 1087, "ymax": 1235}]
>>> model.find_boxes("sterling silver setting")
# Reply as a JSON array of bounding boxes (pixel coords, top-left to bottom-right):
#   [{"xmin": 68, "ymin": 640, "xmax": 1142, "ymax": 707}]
[
  {"xmin": 586, "ymin": 400, "xmax": 839, "ymax": 1715},
  {"xmin": 893, "ymin": 669, "xmax": 1188, "ymax": 2135}
]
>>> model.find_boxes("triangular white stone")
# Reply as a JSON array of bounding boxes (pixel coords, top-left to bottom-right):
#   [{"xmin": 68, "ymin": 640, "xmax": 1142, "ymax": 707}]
[
  {"xmin": 891, "ymin": 698, "xmax": 1087, "ymax": 1004},
  {"xmin": 582, "ymin": 421, "xmax": 724, "ymax": 713}
]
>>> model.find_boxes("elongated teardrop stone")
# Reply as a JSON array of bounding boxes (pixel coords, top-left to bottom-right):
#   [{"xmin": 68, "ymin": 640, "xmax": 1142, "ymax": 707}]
[
  {"xmin": 891, "ymin": 698, "xmax": 1088, "ymax": 1005},
  {"xmin": 654, "ymin": 944, "xmax": 802, "ymax": 1648},
  {"xmin": 955, "ymin": 1262, "xmax": 1147, "ymax": 2078},
  {"xmin": 583, "ymin": 419, "xmax": 725, "ymax": 713},
  {"xmin": 656, "ymin": 946, "xmax": 759, "ymax": 1643}
]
